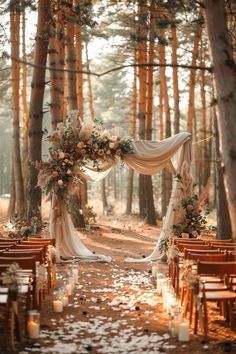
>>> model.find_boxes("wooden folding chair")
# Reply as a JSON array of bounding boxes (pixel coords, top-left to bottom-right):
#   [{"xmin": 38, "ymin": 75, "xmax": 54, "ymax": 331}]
[
  {"xmin": 194, "ymin": 261, "xmax": 236, "ymax": 338},
  {"xmin": 0, "ymin": 256, "xmax": 37, "ymax": 309}
]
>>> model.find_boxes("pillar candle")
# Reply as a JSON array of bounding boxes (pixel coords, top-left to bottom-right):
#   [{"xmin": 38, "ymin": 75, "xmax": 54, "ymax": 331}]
[
  {"xmin": 178, "ymin": 322, "xmax": 190, "ymax": 342},
  {"xmin": 53, "ymin": 300, "xmax": 63, "ymax": 313},
  {"xmin": 27, "ymin": 320, "xmax": 40, "ymax": 339}
]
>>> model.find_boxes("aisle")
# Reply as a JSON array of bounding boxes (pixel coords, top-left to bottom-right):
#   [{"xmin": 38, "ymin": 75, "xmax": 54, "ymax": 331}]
[
  {"xmin": 20, "ymin": 219, "xmax": 236, "ymax": 354},
  {"xmin": 22, "ymin": 262, "xmax": 175, "ymax": 354}
]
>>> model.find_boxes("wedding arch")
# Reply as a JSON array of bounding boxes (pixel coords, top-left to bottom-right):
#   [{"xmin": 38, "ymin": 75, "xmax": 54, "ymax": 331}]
[{"xmin": 38, "ymin": 111, "xmax": 191, "ymax": 262}]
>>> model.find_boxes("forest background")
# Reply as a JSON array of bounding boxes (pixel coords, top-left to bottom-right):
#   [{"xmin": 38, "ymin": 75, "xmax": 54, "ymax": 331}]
[{"xmin": 0, "ymin": 0, "xmax": 235, "ymax": 240}]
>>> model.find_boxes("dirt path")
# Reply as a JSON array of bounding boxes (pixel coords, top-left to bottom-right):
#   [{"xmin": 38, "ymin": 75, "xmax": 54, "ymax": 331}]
[{"xmin": 20, "ymin": 216, "xmax": 236, "ymax": 354}]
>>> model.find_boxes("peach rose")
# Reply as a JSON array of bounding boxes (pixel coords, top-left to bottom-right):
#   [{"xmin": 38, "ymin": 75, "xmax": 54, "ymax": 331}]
[
  {"xmin": 77, "ymin": 141, "xmax": 85, "ymax": 149},
  {"xmin": 98, "ymin": 149, "xmax": 105, "ymax": 156},
  {"xmin": 59, "ymin": 151, "xmax": 65, "ymax": 159},
  {"xmin": 109, "ymin": 142, "xmax": 115, "ymax": 149},
  {"xmin": 52, "ymin": 171, "xmax": 59, "ymax": 178}
]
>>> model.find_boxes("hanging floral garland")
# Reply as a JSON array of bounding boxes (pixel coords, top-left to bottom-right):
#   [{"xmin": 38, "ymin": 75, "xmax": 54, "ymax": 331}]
[{"xmin": 37, "ymin": 111, "xmax": 133, "ymax": 201}]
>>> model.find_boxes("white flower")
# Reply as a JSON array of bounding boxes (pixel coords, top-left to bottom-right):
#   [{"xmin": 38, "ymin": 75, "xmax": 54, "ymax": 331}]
[
  {"xmin": 58, "ymin": 179, "xmax": 64, "ymax": 186},
  {"xmin": 59, "ymin": 151, "xmax": 65, "ymax": 159},
  {"xmin": 79, "ymin": 120, "xmax": 95, "ymax": 141}
]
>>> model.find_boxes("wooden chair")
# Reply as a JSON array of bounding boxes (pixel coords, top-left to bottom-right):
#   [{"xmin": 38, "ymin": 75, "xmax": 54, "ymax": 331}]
[
  {"xmin": 194, "ymin": 261, "xmax": 236, "ymax": 338},
  {"xmin": 0, "ymin": 239, "xmax": 20, "ymax": 243},
  {"xmin": 12, "ymin": 244, "xmax": 47, "ymax": 262},
  {"xmin": 0, "ymin": 256, "xmax": 37, "ymax": 309},
  {"xmin": 186, "ymin": 251, "xmax": 228, "ymax": 263},
  {"xmin": 177, "ymin": 243, "xmax": 211, "ymax": 252},
  {"xmin": 25, "ymin": 238, "xmax": 55, "ymax": 246}
]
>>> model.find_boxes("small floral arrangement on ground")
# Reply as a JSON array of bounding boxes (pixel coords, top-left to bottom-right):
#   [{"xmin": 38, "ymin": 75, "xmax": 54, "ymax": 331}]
[
  {"xmin": 172, "ymin": 172, "xmax": 210, "ymax": 238},
  {"xmin": 4, "ymin": 216, "xmax": 47, "ymax": 239},
  {"xmin": 37, "ymin": 110, "xmax": 133, "ymax": 201}
]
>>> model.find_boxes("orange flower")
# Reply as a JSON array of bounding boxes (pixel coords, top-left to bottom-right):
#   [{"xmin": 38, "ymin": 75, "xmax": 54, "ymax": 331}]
[
  {"xmin": 98, "ymin": 149, "xmax": 105, "ymax": 156},
  {"xmin": 52, "ymin": 171, "xmax": 59, "ymax": 178},
  {"xmin": 77, "ymin": 141, "xmax": 85, "ymax": 149}
]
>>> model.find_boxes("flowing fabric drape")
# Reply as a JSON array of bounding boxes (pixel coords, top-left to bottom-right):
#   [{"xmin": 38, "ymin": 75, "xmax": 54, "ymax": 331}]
[{"xmin": 49, "ymin": 132, "xmax": 191, "ymax": 262}]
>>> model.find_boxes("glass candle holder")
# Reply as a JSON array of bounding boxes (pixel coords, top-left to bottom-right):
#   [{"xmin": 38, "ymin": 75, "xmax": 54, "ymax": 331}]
[
  {"xmin": 27, "ymin": 310, "xmax": 40, "ymax": 339},
  {"xmin": 178, "ymin": 320, "xmax": 190, "ymax": 342},
  {"xmin": 62, "ymin": 287, "xmax": 69, "ymax": 306},
  {"xmin": 53, "ymin": 290, "xmax": 64, "ymax": 313}
]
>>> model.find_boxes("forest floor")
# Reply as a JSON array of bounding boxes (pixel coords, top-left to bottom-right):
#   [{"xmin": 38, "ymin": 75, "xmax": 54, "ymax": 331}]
[{"xmin": 2, "ymin": 214, "xmax": 236, "ymax": 354}]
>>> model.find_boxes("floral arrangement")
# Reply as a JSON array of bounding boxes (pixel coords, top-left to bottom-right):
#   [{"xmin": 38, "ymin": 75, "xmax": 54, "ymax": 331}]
[
  {"xmin": 172, "ymin": 163, "xmax": 209, "ymax": 238},
  {"xmin": 46, "ymin": 245, "xmax": 59, "ymax": 264},
  {"xmin": 181, "ymin": 260, "xmax": 199, "ymax": 293},
  {"xmin": 0, "ymin": 263, "xmax": 20, "ymax": 286},
  {"xmin": 4, "ymin": 216, "xmax": 46, "ymax": 239},
  {"xmin": 37, "ymin": 110, "xmax": 133, "ymax": 200}
]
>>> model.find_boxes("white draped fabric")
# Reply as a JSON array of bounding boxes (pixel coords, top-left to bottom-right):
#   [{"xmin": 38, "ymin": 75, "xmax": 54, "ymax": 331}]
[{"xmin": 49, "ymin": 132, "xmax": 191, "ymax": 262}]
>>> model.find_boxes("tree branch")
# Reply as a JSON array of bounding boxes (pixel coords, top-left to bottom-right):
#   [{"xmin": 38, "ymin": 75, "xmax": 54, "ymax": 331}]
[{"xmin": 4, "ymin": 52, "xmax": 213, "ymax": 77}]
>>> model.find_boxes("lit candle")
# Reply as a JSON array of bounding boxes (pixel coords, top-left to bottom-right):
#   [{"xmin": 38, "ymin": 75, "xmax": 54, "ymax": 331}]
[
  {"xmin": 27, "ymin": 320, "xmax": 40, "ymax": 339},
  {"xmin": 62, "ymin": 295, "xmax": 69, "ymax": 306},
  {"xmin": 53, "ymin": 300, "xmax": 63, "ymax": 312},
  {"xmin": 66, "ymin": 283, "xmax": 72, "ymax": 296},
  {"xmin": 178, "ymin": 321, "xmax": 190, "ymax": 342}
]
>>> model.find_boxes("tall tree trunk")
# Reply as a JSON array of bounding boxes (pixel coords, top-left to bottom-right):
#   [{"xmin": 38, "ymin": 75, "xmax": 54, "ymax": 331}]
[
  {"xmin": 49, "ymin": 7, "xmax": 65, "ymax": 130},
  {"xmin": 199, "ymin": 42, "xmax": 208, "ymax": 188},
  {"xmin": 76, "ymin": 21, "xmax": 83, "ymax": 118},
  {"xmin": 171, "ymin": 15, "xmax": 180, "ymax": 135},
  {"xmin": 145, "ymin": 0, "xmax": 156, "ymax": 225},
  {"xmin": 138, "ymin": 0, "xmax": 147, "ymax": 218},
  {"xmin": 10, "ymin": 0, "xmax": 25, "ymax": 219},
  {"xmin": 65, "ymin": 14, "xmax": 85, "ymax": 228},
  {"xmin": 22, "ymin": 5, "xmax": 29, "ymax": 198},
  {"xmin": 187, "ymin": 23, "xmax": 202, "ymax": 187},
  {"xmin": 126, "ymin": 51, "xmax": 137, "ymax": 215},
  {"xmin": 187, "ymin": 25, "xmax": 202, "ymax": 133},
  {"xmin": 8, "ymin": 160, "xmax": 16, "ymax": 221},
  {"xmin": 158, "ymin": 81, "xmax": 164, "ymax": 140},
  {"xmin": 214, "ymin": 110, "xmax": 232, "ymax": 239},
  {"xmin": 76, "ymin": 21, "xmax": 88, "ymax": 214},
  {"xmin": 204, "ymin": 0, "xmax": 236, "ymax": 241},
  {"xmin": 49, "ymin": 36, "xmax": 64, "ymax": 130},
  {"xmin": 27, "ymin": 0, "xmax": 50, "ymax": 220},
  {"xmin": 85, "ymin": 40, "xmax": 95, "ymax": 121},
  {"xmin": 157, "ymin": 8, "xmax": 172, "ymax": 217}
]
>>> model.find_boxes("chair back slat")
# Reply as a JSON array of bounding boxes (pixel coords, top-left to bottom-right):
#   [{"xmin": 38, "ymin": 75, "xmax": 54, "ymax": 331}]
[
  {"xmin": 26, "ymin": 238, "xmax": 55, "ymax": 246},
  {"xmin": 211, "ymin": 244, "xmax": 236, "ymax": 251},
  {"xmin": 0, "ymin": 249, "xmax": 44, "ymax": 264},
  {"xmin": 177, "ymin": 243, "xmax": 211, "ymax": 252},
  {"xmin": 197, "ymin": 261, "xmax": 236, "ymax": 277},
  {"xmin": 186, "ymin": 252, "xmax": 227, "ymax": 262}
]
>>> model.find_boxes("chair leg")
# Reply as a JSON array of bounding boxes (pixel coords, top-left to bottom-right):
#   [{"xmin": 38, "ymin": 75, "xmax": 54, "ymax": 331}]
[
  {"xmin": 203, "ymin": 300, "xmax": 208, "ymax": 339},
  {"xmin": 228, "ymin": 301, "xmax": 234, "ymax": 325}
]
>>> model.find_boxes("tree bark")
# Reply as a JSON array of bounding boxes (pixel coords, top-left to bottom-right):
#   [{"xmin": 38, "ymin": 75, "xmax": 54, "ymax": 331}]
[
  {"xmin": 85, "ymin": 40, "xmax": 95, "ymax": 121},
  {"xmin": 171, "ymin": 16, "xmax": 180, "ymax": 135},
  {"xmin": 10, "ymin": 0, "xmax": 25, "ymax": 218},
  {"xmin": 204, "ymin": 0, "xmax": 236, "ymax": 241},
  {"xmin": 76, "ymin": 21, "xmax": 83, "ymax": 118},
  {"xmin": 157, "ymin": 7, "xmax": 172, "ymax": 217},
  {"xmin": 145, "ymin": 0, "xmax": 156, "ymax": 225},
  {"xmin": 214, "ymin": 110, "xmax": 232, "ymax": 239},
  {"xmin": 22, "ymin": 6, "xmax": 29, "ymax": 198},
  {"xmin": 27, "ymin": 0, "xmax": 50, "ymax": 220},
  {"xmin": 126, "ymin": 50, "xmax": 137, "ymax": 215},
  {"xmin": 65, "ymin": 11, "xmax": 85, "ymax": 228},
  {"xmin": 138, "ymin": 0, "xmax": 148, "ymax": 218}
]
